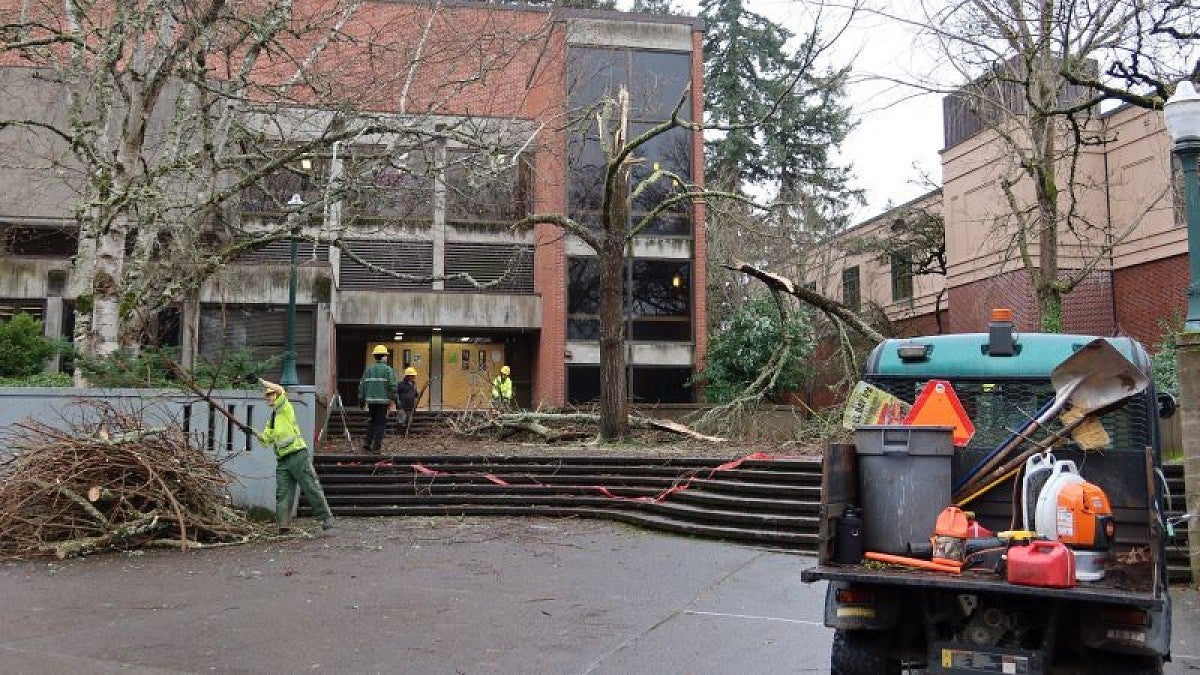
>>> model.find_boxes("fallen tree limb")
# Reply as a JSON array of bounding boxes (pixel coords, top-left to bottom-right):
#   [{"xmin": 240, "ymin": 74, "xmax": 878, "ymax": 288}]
[
  {"xmin": 722, "ymin": 260, "xmax": 887, "ymax": 344},
  {"xmin": 452, "ymin": 410, "xmax": 726, "ymax": 443}
]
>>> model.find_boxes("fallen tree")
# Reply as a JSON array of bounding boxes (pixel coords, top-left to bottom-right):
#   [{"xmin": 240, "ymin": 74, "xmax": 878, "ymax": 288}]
[
  {"xmin": 450, "ymin": 410, "xmax": 726, "ymax": 444},
  {"xmin": 0, "ymin": 401, "xmax": 261, "ymax": 559}
]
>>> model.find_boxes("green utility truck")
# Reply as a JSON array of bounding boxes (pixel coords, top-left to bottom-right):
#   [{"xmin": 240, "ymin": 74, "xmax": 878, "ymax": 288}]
[{"xmin": 802, "ymin": 320, "xmax": 1175, "ymax": 674}]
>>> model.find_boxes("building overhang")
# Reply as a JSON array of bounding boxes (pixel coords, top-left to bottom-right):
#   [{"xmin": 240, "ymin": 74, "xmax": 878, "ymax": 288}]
[{"xmin": 336, "ymin": 290, "xmax": 541, "ymax": 330}]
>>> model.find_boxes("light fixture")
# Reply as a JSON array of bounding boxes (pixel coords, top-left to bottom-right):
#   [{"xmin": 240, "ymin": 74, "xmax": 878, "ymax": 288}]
[
  {"xmin": 393, "ymin": 333, "xmax": 403, "ymax": 340},
  {"xmin": 432, "ymin": 327, "xmax": 442, "ymax": 332},
  {"xmin": 287, "ymin": 193, "xmax": 304, "ymax": 207},
  {"xmin": 671, "ymin": 274, "xmax": 683, "ymax": 289},
  {"xmin": 300, "ymin": 156, "xmax": 313, "ymax": 171},
  {"xmin": 459, "ymin": 337, "xmax": 471, "ymax": 343},
  {"xmin": 1165, "ymin": 81, "xmax": 1200, "ymax": 143}
]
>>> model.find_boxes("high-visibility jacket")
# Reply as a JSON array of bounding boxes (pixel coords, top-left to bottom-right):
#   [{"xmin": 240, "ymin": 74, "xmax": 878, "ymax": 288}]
[
  {"xmin": 260, "ymin": 395, "xmax": 307, "ymax": 459},
  {"xmin": 491, "ymin": 375, "xmax": 513, "ymax": 402},
  {"xmin": 359, "ymin": 361, "xmax": 397, "ymax": 405}
]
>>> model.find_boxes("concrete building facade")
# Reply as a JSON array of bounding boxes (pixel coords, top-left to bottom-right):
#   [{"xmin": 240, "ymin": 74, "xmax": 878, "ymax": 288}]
[{"xmin": 0, "ymin": 3, "xmax": 707, "ymax": 410}]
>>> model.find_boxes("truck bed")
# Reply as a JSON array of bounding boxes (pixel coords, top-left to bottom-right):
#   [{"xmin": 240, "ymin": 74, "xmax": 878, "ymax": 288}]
[{"xmin": 801, "ymin": 563, "xmax": 1164, "ymax": 609}]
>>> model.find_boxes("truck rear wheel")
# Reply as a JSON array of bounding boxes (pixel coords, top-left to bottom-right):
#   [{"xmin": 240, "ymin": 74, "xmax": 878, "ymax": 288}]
[
  {"xmin": 830, "ymin": 629, "xmax": 900, "ymax": 675},
  {"xmin": 1094, "ymin": 653, "xmax": 1163, "ymax": 674}
]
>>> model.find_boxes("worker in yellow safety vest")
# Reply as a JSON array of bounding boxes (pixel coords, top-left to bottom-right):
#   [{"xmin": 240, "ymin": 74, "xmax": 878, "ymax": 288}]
[
  {"xmin": 491, "ymin": 365, "xmax": 514, "ymax": 410},
  {"xmin": 259, "ymin": 379, "xmax": 334, "ymax": 533}
]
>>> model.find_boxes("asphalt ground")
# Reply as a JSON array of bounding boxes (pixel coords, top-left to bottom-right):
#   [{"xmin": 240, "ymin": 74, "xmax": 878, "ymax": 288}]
[{"xmin": 1, "ymin": 516, "xmax": 1198, "ymax": 674}]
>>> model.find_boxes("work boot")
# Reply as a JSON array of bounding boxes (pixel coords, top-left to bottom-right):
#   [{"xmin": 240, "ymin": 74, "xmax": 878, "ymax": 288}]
[{"xmin": 321, "ymin": 518, "xmax": 336, "ymax": 531}]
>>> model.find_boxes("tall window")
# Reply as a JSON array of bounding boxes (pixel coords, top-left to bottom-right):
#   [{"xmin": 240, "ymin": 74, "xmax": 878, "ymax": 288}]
[
  {"xmin": 567, "ymin": 257, "xmax": 691, "ymax": 342},
  {"xmin": 842, "ymin": 266, "xmax": 860, "ymax": 312},
  {"xmin": 891, "ymin": 252, "xmax": 913, "ymax": 302},
  {"xmin": 566, "ymin": 47, "xmax": 694, "ymax": 236}
]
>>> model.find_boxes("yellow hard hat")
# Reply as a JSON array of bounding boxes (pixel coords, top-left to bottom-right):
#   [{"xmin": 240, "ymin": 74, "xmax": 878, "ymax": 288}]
[
  {"xmin": 404, "ymin": 366, "xmax": 418, "ymax": 377},
  {"xmin": 372, "ymin": 345, "xmax": 388, "ymax": 356},
  {"xmin": 500, "ymin": 365, "xmax": 510, "ymax": 375}
]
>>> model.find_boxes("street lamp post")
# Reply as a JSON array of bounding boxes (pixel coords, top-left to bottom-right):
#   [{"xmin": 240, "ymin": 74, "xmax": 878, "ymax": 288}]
[
  {"xmin": 1166, "ymin": 81, "xmax": 1200, "ymax": 330},
  {"xmin": 1166, "ymin": 80, "xmax": 1200, "ymax": 587},
  {"xmin": 280, "ymin": 192, "xmax": 305, "ymax": 386}
]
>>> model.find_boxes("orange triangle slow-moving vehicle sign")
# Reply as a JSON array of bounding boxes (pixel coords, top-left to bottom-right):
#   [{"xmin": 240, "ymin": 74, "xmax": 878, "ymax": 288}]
[{"xmin": 903, "ymin": 380, "xmax": 976, "ymax": 447}]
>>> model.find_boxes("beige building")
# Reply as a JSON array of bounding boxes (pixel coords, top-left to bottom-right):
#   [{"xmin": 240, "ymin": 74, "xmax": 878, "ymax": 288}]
[{"xmin": 809, "ymin": 99, "xmax": 1184, "ymax": 349}]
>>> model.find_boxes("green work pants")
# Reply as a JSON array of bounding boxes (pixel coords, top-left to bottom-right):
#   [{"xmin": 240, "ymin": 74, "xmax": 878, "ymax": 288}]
[{"xmin": 276, "ymin": 450, "xmax": 332, "ymax": 525}]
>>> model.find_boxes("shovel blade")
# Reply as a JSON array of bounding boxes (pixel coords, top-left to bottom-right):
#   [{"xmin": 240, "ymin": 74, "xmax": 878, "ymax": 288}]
[{"xmin": 1050, "ymin": 338, "xmax": 1149, "ymax": 414}]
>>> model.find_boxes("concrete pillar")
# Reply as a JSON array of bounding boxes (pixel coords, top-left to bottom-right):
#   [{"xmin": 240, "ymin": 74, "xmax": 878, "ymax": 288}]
[
  {"xmin": 1178, "ymin": 331, "xmax": 1200, "ymax": 584},
  {"xmin": 430, "ymin": 333, "xmax": 444, "ymax": 410},
  {"xmin": 42, "ymin": 296, "xmax": 63, "ymax": 373},
  {"xmin": 432, "ymin": 134, "xmax": 447, "ymax": 291},
  {"xmin": 314, "ymin": 302, "xmax": 332, "ymax": 396}
]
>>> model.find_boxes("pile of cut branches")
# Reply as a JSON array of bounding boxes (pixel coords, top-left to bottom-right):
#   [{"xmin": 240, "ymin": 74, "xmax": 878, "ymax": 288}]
[{"xmin": 0, "ymin": 402, "xmax": 260, "ymax": 559}]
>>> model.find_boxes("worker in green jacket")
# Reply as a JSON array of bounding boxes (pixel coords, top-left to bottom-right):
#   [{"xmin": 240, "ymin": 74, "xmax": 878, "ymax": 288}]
[
  {"xmin": 491, "ymin": 364, "xmax": 514, "ymax": 410},
  {"xmin": 358, "ymin": 345, "xmax": 398, "ymax": 454},
  {"xmin": 259, "ymin": 379, "xmax": 334, "ymax": 533}
]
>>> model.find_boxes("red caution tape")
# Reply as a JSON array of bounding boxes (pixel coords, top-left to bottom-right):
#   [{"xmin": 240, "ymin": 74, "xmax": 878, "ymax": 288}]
[{"xmin": 342, "ymin": 453, "xmax": 791, "ymax": 504}]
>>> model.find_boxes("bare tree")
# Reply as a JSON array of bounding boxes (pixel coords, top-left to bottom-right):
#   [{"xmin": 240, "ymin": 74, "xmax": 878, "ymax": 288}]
[
  {"xmin": 0, "ymin": 0, "xmax": 553, "ymax": 368},
  {"xmin": 896, "ymin": 0, "xmax": 1185, "ymax": 331}
]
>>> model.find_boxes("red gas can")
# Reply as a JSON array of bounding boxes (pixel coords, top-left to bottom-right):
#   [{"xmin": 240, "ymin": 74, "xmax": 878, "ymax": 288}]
[{"xmin": 1006, "ymin": 540, "xmax": 1076, "ymax": 589}]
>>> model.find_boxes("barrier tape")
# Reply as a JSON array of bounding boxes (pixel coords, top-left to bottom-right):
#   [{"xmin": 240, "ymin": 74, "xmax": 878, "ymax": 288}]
[{"xmin": 335, "ymin": 451, "xmax": 788, "ymax": 503}]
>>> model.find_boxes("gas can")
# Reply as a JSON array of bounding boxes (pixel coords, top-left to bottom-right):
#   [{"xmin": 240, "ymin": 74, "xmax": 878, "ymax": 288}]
[
  {"xmin": 834, "ymin": 506, "xmax": 864, "ymax": 564},
  {"xmin": 1006, "ymin": 540, "xmax": 1076, "ymax": 589}
]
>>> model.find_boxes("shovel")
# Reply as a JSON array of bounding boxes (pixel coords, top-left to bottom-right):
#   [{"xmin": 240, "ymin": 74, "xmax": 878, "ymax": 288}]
[{"xmin": 953, "ymin": 339, "xmax": 1149, "ymax": 503}]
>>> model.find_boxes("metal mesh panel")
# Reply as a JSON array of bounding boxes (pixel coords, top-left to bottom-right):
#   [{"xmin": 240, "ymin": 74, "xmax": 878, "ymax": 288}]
[
  {"xmin": 234, "ymin": 240, "xmax": 329, "ymax": 264},
  {"xmin": 444, "ymin": 243, "xmax": 534, "ymax": 293},
  {"xmin": 337, "ymin": 239, "xmax": 433, "ymax": 290}
]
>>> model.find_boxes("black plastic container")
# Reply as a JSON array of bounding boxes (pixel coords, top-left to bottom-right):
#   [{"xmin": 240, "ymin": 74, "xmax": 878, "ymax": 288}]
[{"xmin": 834, "ymin": 506, "xmax": 865, "ymax": 564}]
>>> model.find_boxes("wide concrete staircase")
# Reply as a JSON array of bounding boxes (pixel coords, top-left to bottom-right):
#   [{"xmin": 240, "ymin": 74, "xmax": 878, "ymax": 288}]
[
  {"xmin": 308, "ymin": 454, "xmax": 1192, "ymax": 582},
  {"xmin": 311, "ymin": 453, "xmax": 822, "ymax": 550}
]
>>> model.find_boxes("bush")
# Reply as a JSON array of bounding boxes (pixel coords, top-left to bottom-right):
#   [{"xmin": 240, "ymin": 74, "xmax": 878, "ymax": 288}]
[
  {"xmin": 75, "ymin": 346, "xmax": 280, "ymax": 389},
  {"xmin": 696, "ymin": 294, "xmax": 814, "ymax": 403},
  {"xmin": 0, "ymin": 372, "xmax": 73, "ymax": 387},
  {"xmin": 1151, "ymin": 313, "xmax": 1182, "ymax": 394},
  {"xmin": 0, "ymin": 313, "xmax": 59, "ymax": 377}
]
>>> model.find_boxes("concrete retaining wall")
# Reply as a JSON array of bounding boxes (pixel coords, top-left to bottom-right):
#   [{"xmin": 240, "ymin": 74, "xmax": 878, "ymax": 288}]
[{"xmin": 0, "ymin": 386, "xmax": 316, "ymax": 510}]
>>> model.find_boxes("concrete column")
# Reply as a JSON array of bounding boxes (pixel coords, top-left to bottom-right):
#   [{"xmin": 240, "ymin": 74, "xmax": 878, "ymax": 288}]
[
  {"xmin": 42, "ymin": 296, "xmax": 63, "ymax": 373},
  {"xmin": 430, "ymin": 333, "xmax": 444, "ymax": 410},
  {"xmin": 1178, "ymin": 331, "xmax": 1200, "ymax": 584},
  {"xmin": 314, "ymin": 302, "xmax": 332, "ymax": 396},
  {"xmin": 432, "ymin": 134, "xmax": 447, "ymax": 291}
]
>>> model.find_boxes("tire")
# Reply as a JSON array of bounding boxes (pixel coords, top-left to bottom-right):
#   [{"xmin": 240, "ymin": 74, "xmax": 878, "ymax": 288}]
[
  {"xmin": 830, "ymin": 629, "xmax": 900, "ymax": 675},
  {"xmin": 1094, "ymin": 653, "xmax": 1163, "ymax": 675}
]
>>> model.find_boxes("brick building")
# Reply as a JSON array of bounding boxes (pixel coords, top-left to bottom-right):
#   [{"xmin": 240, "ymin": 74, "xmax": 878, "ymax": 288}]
[
  {"xmin": 807, "ymin": 97, "xmax": 1184, "ymax": 353},
  {"xmin": 0, "ymin": 3, "xmax": 707, "ymax": 409}
]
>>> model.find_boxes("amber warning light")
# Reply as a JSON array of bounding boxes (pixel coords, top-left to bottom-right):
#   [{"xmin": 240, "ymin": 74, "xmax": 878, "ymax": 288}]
[{"xmin": 990, "ymin": 308, "xmax": 1013, "ymax": 322}]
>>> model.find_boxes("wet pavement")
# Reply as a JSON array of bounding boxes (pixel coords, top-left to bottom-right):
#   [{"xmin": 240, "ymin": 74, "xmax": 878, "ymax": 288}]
[{"xmin": 1, "ymin": 516, "xmax": 1198, "ymax": 674}]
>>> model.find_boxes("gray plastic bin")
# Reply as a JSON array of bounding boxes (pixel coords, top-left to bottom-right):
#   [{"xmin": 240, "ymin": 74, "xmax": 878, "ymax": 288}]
[{"xmin": 854, "ymin": 425, "xmax": 955, "ymax": 554}]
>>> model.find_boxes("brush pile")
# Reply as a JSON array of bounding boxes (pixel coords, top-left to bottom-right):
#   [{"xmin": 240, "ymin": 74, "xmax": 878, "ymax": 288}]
[{"xmin": 0, "ymin": 402, "xmax": 260, "ymax": 559}]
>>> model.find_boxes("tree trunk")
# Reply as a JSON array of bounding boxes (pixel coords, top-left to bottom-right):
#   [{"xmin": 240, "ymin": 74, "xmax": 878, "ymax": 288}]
[
  {"xmin": 90, "ymin": 214, "xmax": 129, "ymax": 357},
  {"xmin": 598, "ymin": 226, "xmax": 629, "ymax": 440}
]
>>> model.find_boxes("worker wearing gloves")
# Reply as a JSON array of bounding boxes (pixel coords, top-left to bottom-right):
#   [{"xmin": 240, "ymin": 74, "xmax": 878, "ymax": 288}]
[
  {"xmin": 491, "ymin": 365, "xmax": 514, "ymax": 410},
  {"xmin": 259, "ymin": 379, "xmax": 334, "ymax": 533},
  {"xmin": 358, "ymin": 345, "xmax": 398, "ymax": 454},
  {"xmin": 396, "ymin": 366, "xmax": 419, "ymax": 426}
]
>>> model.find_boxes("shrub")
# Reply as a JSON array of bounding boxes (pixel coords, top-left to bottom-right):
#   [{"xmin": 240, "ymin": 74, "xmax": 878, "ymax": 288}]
[
  {"xmin": 0, "ymin": 313, "xmax": 59, "ymax": 377},
  {"xmin": 697, "ymin": 294, "xmax": 814, "ymax": 403},
  {"xmin": 75, "ymin": 345, "xmax": 280, "ymax": 389}
]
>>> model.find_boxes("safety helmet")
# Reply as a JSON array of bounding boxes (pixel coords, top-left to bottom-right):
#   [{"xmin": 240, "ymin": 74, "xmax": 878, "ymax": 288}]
[
  {"xmin": 500, "ymin": 365, "xmax": 511, "ymax": 376},
  {"xmin": 372, "ymin": 345, "xmax": 389, "ymax": 356},
  {"xmin": 404, "ymin": 366, "xmax": 418, "ymax": 377}
]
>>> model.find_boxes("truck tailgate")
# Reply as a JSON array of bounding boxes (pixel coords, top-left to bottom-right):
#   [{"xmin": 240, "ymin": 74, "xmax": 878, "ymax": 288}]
[{"xmin": 801, "ymin": 564, "xmax": 1163, "ymax": 609}]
